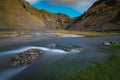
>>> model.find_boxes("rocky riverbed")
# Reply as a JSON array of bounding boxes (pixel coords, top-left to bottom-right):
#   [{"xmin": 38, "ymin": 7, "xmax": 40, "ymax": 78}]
[
  {"xmin": 46, "ymin": 43, "xmax": 84, "ymax": 51},
  {"xmin": 10, "ymin": 49, "xmax": 43, "ymax": 66}
]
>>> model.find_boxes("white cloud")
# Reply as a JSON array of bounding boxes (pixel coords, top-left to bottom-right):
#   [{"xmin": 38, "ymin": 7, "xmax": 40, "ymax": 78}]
[
  {"xmin": 25, "ymin": 0, "xmax": 41, "ymax": 4},
  {"xmin": 25, "ymin": 0, "xmax": 97, "ymax": 13},
  {"xmin": 70, "ymin": 0, "xmax": 97, "ymax": 13},
  {"xmin": 48, "ymin": 0, "xmax": 79, "ymax": 5},
  {"xmin": 47, "ymin": 0, "xmax": 97, "ymax": 13}
]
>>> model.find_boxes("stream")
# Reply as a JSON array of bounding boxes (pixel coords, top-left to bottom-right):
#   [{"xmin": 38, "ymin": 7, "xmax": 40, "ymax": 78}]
[{"xmin": 0, "ymin": 35, "xmax": 119, "ymax": 80}]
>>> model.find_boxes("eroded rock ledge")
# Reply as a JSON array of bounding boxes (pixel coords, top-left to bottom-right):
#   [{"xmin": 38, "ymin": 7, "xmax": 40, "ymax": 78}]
[{"xmin": 11, "ymin": 49, "xmax": 43, "ymax": 66}]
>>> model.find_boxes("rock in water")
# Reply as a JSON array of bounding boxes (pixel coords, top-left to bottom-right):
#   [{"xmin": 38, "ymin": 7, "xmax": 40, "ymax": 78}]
[
  {"xmin": 46, "ymin": 44, "xmax": 84, "ymax": 52},
  {"xmin": 11, "ymin": 49, "xmax": 43, "ymax": 66},
  {"xmin": 103, "ymin": 42, "xmax": 111, "ymax": 46},
  {"xmin": 103, "ymin": 41, "xmax": 120, "ymax": 46}
]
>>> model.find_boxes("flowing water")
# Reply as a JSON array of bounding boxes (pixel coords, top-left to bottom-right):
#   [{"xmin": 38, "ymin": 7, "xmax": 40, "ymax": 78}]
[{"xmin": 0, "ymin": 36, "xmax": 119, "ymax": 80}]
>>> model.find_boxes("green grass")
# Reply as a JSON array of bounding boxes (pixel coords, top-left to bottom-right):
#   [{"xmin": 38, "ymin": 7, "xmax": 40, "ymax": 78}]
[
  {"xmin": 0, "ymin": 31, "xmax": 25, "ymax": 38},
  {"xmin": 58, "ymin": 44, "xmax": 120, "ymax": 80},
  {"xmin": 47, "ymin": 30, "xmax": 120, "ymax": 37}
]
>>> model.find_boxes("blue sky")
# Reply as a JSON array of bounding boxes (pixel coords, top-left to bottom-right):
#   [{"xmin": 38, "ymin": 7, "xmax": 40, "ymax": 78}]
[{"xmin": 25, "ymin": 0, "xmax": 97, "ymax": 17}]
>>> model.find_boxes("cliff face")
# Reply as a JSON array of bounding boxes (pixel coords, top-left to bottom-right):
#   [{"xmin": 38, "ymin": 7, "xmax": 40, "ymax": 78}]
[
  {"xmin": 67, "ymin": 0, "xmax": 120, "ymax": 32},
  {"xmin": 0, "ymin": 0, "xmax": 72, "ymax": 32}
]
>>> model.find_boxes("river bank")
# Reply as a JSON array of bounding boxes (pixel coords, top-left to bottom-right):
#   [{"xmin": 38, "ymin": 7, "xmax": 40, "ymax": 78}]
[
  {"xmin": 49, "ymin": 33, "xmax": 84, "ymax": 37},
  {"xmin": 0, "ymin": 31, "xmax": 84, "ymax": 50},
  {"xmin": 47, "ymin": 30, "xmax": 120, "ymax": 37},
  {"xmin": 0, "ymin": 31, "xmax": 119, "ymax": 47},
  {"xmin": 0, "ymin": 32, "xmax": 59, "ymax": 48}
]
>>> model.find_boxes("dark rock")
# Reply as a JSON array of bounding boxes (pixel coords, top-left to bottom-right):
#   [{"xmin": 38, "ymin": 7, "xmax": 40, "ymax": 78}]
[
  {"xmin": 53, "ymin": 44, "xmax": 84, "ymax": 51},
  {"xmin": 103, "ymin": 41, "xmax": 120, "ymax": 46},
  {"xmin": 105, "ymin": 0, "xmax": 117, "ymax": 6},
  {"xmin": 45, "ymin": 44, "xmax": 84, "ymax": 52},
  {"xmin": 10, "ymin": 49, "xmax": 43, "ymax": 66}
]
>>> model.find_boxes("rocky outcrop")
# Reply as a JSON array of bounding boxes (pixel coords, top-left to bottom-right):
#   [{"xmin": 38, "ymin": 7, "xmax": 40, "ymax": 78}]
[
  {"xmin": 56, "ymin": 45, "xmax": 84, "ymax": 51},
  {"xmin": 11, "ymin": 49, "xmax": 43, "ymax": 66},
  {"xmin": 67, "ymin": 0, "xmax": 120, "ymax": 32}
]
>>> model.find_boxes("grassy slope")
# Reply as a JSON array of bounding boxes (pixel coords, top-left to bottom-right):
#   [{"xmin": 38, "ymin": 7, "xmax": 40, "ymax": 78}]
[
  {"xmin": 0, "ymin": 0, "xmax": 48, "ymax": 38},
  {"xmin": 0, "ymin": 0, "xmax": 46, "ymax": 31},
  {"xmin": 68, "ymin": 0, "xmax": 120, "ymax": 31},
  {"xmin": 0, "ymin": 0, "xmax": 71, "ymax": 34},
  {"xmin": 58, "ymin": 44, "xmax": 120, "ymax": 80},
  {"xmin": 0, "ymin": 0, "xmax": 71, "ymax": 38}
]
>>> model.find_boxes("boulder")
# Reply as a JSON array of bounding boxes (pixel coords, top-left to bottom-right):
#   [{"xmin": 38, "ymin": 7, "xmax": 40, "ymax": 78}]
[{"xmin": 11, "ymin": 49, "xmax": 43, "ymax": 66}]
